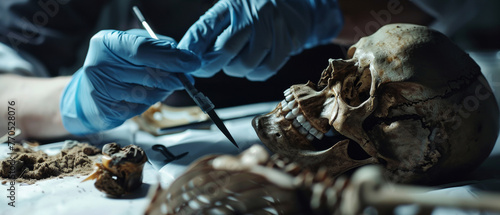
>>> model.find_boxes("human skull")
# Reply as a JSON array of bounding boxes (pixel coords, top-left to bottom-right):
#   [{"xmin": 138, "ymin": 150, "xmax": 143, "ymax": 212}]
[{"xmin": 252, "ymin": 24, "xmax": 499, "ymax": 184}]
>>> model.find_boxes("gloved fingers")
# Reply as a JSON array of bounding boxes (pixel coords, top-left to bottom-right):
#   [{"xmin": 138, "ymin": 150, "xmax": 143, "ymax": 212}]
[
  {"xmin": 111, "ymin": 68, "xmax": 192, "ymax": 93},
  {"xmin": 177, "ymin": 0, "xmax": 232, "ymax": 54},
  {"xmin": 81, "ymin": 67, "xmax": 175, "ymax": 106},
  {"xmin": 244, "ymin": 35, "xmax": 292, "ymax": 81},
  {"xmin": 92, "ymin": 82, "xmax": 173, "ymax": 106},
  {"xmin": 193, "ymin": 26, "xmax": 252, "ymax": 77},
  {"xmin": 93, "ymin": 30, "xmax": 201, "ymax": 73},
  {"xmin": 246, "ymin": 55, "xmax": 289, "ymax": 81},
  {"xmin": 125, "ymin": 29, "xmax": 177, "ymax": 44},
  {"xmin": 222, "ymin": 12, "xmax": 274, "ymax": 79},
  {"xmin": 134, "ymin": 40, "xmax": 201, "ymax": 73},
  {"xmin": 103, "ymin": 64, "xmax": 183, "ymax": 90},
  {"xmin": 244, "ymin": 21, "xmax": 293, "ymax": 81},
  {"xmin": 84, "ymin": 63, "xmax": 191, "ymax": 99},
  {"xmin": 178, "ymin": 0, "xmax": 260, "ymax": 78}
]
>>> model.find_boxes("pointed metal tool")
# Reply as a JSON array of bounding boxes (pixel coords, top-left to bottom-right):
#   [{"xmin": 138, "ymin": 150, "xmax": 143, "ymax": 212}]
[
  {"xmin": 175, "ymin": 74, "xmax": 239, "ymax": 147},
  {"xmin": 133, "ymin": 6, "xmax": 239, "ymax": 148}
]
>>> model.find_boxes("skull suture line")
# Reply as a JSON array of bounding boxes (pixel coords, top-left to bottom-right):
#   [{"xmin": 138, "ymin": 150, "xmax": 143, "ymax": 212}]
[{"xmin": 252, "ymin": 24, "xmax": 499, "ymax": 184}]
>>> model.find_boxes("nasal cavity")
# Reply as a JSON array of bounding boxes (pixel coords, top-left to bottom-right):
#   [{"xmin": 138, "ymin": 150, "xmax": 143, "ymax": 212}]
[{"xmin": 342, "ymin": 67, "xmax": 372, "ymax": 107}]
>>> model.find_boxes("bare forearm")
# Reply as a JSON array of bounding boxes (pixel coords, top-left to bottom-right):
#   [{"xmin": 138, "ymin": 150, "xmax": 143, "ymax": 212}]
[{"xmin": 0, "ymin": 74, "xmax": 71, "ymax": 140}]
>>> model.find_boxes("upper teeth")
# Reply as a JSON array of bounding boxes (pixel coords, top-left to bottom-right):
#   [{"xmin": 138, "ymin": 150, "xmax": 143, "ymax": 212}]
[{"xmin": 281, "ymin": 88, "xmax": 325, "ymax": 141}]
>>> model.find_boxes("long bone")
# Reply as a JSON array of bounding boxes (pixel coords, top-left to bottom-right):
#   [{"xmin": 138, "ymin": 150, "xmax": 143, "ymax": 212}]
[
  {"xmin": 339, "ymin": 165, "xmax": 500, "ymax": 214},
  {"xmin": 144, "ymin": 145, "xmax": 500, "ymax": 215}
]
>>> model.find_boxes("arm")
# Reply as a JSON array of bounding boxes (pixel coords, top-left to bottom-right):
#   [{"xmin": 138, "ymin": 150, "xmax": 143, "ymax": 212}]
[
  {"xmin": 0, "ymin": 74, "xmax": 71, "ymax": 140},
  {"xmin": 0, "ymin": 29, "xmax": 200, "ymax": 140}
]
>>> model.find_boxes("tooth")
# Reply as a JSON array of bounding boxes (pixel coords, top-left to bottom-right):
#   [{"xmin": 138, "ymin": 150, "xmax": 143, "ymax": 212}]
[
  {"xmin": 298, "ymin": 127, "xmax": 308, "ymax": 135},
  {"xmin": 297, "ymin": 115, "xmax": 306, "ymax": 123},
  {"xmin": 292, "ymin": 119, "xmax": 301, "ymax": 128},
  {"xmin": 284, "ymin": 88, "xmax": 291, "ymax": 96},
  {"xmin": 291, "ymin": 107, "xmax": 299, "ymax": 116},
  {"xmin": 282, "ymin": 100, "xmax": 291, "ymax": 111},
  {"xmin": 306, "ymin": 134, "xmax": 314, "ymax": 141},
  {"xmin": 309, "ymin": 128, "xmax": 319, "ymax": 136},
  {"xmin": 302, "ymin": 121, "xmax": 312, "ymax": 130},
  {"xmin": 285, "ymin": 94, "xmax": 293, "ymax": 102},
  {"xmin": 285, "ymin": 111, "xmax": 296, "ymax": 120},
  {"xmin": 287, "ymin": 100, "xmax": 296, "ymax": 110},
  {"xmin": 281, "ymin": 99, "xmax": 288, "ymax": 108},
  {"xmin": 314, "ymin": 132, "xmax": 324, "ymax": 140}
]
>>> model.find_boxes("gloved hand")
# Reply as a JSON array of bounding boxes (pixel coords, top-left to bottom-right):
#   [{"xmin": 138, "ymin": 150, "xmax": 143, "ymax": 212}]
[
  {"xmin": 60, "ymin": 29, "xmax": 200, "ymax": 135},
  {"xmin": 178, "ymin": 0, "xmax": 343, "ymax": 81}
]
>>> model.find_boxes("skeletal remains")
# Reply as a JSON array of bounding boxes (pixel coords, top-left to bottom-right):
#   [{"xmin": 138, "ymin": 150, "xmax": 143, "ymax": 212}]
[
  {"xmin": 144, "ymin": 24, "xmax": 500, "ymax": 213},
  {"xmin": 145, "ymin": 145, "xmax": 500, "ymax": 215},
  {"xmin": 253, "ymin": 23, "xmax": 499, "ymax": 184}
]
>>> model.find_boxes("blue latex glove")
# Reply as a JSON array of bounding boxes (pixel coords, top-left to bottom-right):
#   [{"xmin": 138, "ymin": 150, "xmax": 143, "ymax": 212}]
[
  {"xmin": 60, "ymin": 29, "xmax": 200, "ymax": 135},
  {"xmin": 178, "ymin": 0, "xmax": 343, "ymax": 81}
]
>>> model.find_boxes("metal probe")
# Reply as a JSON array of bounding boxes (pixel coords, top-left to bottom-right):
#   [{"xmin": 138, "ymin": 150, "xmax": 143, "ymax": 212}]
[{"xmin": 132, "ymin": 6, "xmax": 239, "ymax": 148}]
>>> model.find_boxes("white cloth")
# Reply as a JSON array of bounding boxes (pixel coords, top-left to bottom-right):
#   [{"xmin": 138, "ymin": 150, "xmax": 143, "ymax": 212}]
[{"xmin": 0, "ymin": 102, "xmax": 275, "ymax": 215}]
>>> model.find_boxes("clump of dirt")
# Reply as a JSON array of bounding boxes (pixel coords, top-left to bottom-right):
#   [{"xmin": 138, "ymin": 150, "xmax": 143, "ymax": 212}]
[
  {"xmin": 0, "ymin": 142, "xmax": 101, "ymax": 184},
  {"xmin": 83, "ymin": 143, "xmax": 148, "ymax": 197}
]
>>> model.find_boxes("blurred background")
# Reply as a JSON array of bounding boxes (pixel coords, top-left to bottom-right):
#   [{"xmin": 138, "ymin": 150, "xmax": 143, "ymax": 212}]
[
  {"xmin": 4, "ymin": 0, "xmax": 499, "ymax": 108},
  {"xmin": 96, "ymin": 0, "xmax": 500, "ymax": 108},
  {"xmin": 58, "ymin": 0, "xmax": 356, "ymax": 108}
]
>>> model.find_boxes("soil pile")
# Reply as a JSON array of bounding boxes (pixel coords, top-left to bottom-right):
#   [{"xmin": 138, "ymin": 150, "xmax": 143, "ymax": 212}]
[{"xmin": 0, "ymin": 142, "xmax": 101, "ymax": 184}]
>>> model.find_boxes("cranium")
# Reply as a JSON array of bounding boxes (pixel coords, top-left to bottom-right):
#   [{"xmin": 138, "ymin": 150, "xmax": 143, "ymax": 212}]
[{"xmin": 253, "ymin": 24, "xmax": 499, "ymax": 184}]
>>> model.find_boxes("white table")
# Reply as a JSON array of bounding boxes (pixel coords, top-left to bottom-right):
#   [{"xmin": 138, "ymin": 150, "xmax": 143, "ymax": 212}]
[{"xmin": 1, "ymin": 101, "xmax": 499, "ymax": 215}]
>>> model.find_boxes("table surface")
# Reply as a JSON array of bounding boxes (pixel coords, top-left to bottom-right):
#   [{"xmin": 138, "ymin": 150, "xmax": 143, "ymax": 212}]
[{"xmin": 1, "ymin": 101, "xmax": 500, "ymax": 215}]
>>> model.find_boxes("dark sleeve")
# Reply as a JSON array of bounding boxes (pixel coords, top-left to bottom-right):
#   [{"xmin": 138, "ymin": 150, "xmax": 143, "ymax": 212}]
[{"xmin": 0, "ymin": 0, "xmax": 111, "ymax": 76}]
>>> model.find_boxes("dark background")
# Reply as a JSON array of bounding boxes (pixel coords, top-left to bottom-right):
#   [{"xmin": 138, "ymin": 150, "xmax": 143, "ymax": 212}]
[
  {"xmin": 165, "ymin": 44, "xmax": 349, "ymax": 108},
  {"xmin": 134, "ymin": 0, "xmax": 349, "ymax": 108}
]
